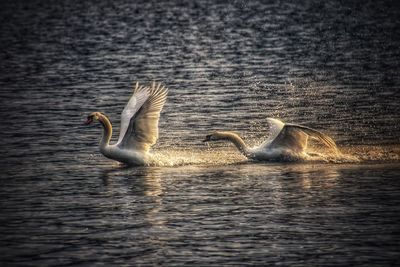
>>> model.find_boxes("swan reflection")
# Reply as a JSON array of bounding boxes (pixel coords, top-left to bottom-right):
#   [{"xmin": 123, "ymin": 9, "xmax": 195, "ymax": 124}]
[{"xmin": 100, "ymin": 166, "xmax": 163, "ymax": 197}]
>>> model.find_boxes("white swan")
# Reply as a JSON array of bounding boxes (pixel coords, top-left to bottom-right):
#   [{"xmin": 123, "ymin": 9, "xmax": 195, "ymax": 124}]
[
  {"xmin": 203, "ymin": 118, "xmax": 339, "ymax": 161},
  {"xmin": 84, "ymin": 82, "xmax": 168, "ymax": 165}
]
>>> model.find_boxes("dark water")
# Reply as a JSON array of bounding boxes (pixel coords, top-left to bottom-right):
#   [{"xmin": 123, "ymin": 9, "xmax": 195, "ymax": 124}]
[{"xmin": 1, "ymin": 0, "xmax": 400, "ymax": 266}]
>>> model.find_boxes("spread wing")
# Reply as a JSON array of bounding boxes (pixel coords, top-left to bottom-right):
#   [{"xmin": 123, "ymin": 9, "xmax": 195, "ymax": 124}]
[
  {"xmin": 265, "ymin": 118, "xmax": 338, "ymax": 153},
  {"xmin": 117, "ymin": 82, "xmax": 150, "ymax": 145},
  {"xmin": 118, "ymin": 82, "xmax": 168, "ymax": 152}
]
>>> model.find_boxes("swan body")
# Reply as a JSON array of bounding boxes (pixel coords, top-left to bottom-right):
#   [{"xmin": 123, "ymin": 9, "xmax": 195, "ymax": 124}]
[
  {"xmin": 204, "ymin": 118, "xmax": 339, "ymax": 161},
  {"xmin": 84, "ymin": 82, "xmax": 168, "ymax": 165}
]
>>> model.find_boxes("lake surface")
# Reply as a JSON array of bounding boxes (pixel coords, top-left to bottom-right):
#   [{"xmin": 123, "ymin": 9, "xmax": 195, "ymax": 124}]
[{"xmin": 1, "ymin": 0, "xmax": 399, "ymax": 266}]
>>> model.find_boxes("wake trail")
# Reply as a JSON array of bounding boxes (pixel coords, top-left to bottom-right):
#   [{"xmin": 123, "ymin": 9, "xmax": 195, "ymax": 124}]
[{"xmin": 149, "ymin": 144, "xmax": 400, "ymax": 167}]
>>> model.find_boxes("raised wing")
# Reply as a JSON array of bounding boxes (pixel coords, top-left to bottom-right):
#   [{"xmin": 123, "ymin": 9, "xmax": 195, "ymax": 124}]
[
  {"xmin": 117, "ymin": 82, "xmax": 150, "ymax": 145},
  {"xmin": 264, "ymin": 118, "xmax": 285, "ymax": 143},
  {"xmin": 118, "ymin": 82, "xmax": 168, "ymax": 152},
  {"xmin": 266, "ymin": 118, "xmax": 338, "ymax": 153}
]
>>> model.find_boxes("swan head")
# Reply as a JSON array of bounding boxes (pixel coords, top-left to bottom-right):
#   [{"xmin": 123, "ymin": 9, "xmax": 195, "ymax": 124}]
[
  {"xmin": 84, "ymin": 112, "xmax": 101, "ymax": 125},
  {"xmin": 203, "ymin": 131, "xmax": 229, "ymax": 142}
]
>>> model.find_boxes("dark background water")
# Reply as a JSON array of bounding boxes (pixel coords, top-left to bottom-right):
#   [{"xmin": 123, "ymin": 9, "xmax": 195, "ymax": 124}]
[{"xmin": 1, "ymin": 0, "xmax": 400, "ymax": 266}]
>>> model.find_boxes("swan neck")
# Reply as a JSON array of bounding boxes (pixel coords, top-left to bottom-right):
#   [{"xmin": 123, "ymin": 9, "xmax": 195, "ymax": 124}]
[
  {"xmin": 98, "ymin": 114, "xmax": 112, "ymax": 150},
  {"xmin": 223, "ymin": 132, "xmax": 249, "ymax": 156}
]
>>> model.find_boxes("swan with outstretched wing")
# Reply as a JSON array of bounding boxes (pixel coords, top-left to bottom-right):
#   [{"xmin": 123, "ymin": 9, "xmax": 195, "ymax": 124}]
[
  {"xmin": 84, "ymin": 82, "xmax": 168, "ymax": 165},
  {"xmin": 204, "ymin": 118, "xmax": 339, "ymax": 161}
]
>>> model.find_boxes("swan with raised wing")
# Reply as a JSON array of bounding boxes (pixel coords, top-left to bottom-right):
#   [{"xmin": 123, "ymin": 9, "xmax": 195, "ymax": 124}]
[
  {"xmin": 84, "ymin": 82, "xmax": 168, "ymax": 165},
  {"xmin": 203, "ymin": 118, "xmax": 339, "ymax": 161}
]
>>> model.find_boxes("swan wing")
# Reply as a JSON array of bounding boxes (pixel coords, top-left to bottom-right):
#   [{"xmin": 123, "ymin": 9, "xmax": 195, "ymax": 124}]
[
  {"xmin": 117, "ymin": 82, "xmax": 150, "ymax": 145},
  {"xmin": 266, "ymin": 119, "xmax": 338, "ymax": 153},
  {"xmin": 285, "ymin": 123, "xmax": 338, "ymax": 152},
  {"xmin": 119, "ymin": 82, "xmax": 168, "ymax": 152},
  {"xmin": 265, "ymin": 118, "xmax": 285, "ymax": 143}
]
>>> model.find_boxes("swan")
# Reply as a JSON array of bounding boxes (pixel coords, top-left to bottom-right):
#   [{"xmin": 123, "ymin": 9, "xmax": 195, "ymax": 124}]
[
  {"xmin": 203, "ymin": 118, "xmax": 339, "ymax": 161},
  {"xmin": 84, "ymin": 82, "xmax": 168, "ymax": 165}
]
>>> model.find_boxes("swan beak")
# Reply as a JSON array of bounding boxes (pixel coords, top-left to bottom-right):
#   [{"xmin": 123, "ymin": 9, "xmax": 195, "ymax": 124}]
[
  {"xmin": 83, "ymin": 117, "xmax": 93, "ymax": 125},
  {"xmin": 203, "ymin": 135, "xmax": 212, "ymax": 142}
]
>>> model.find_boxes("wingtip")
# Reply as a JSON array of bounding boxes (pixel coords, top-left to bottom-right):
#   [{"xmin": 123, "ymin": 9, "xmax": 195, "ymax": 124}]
[
  {"xmin": 132, "ymin": 81, "xmax": 168, "ymax": 100},
  {"xmin": 267, "ymin": 118, "xmax": 285, "ymax": 128},
  {"xmin": 133, "ymin": 81, "xmax": 139, "ymax": 92},
  {"xmin": 149, "ymin": 82, "xmax": 168, "ymax": 96}
]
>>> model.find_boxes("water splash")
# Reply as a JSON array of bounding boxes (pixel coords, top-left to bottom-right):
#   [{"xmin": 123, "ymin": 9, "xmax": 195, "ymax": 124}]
[
  {"xmin": 150, "ymin": 147, "xmax": 247, "ymax": 167},
  {"xmin": 146, "ymin": 144, "xmax": 400, "ymax": 167},
  {"xmin": 340, "ymin": 145, "xmax": 400, "ymax": 163}
]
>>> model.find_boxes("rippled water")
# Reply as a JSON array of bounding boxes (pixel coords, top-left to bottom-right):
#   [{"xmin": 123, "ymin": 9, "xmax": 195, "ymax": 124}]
[{"xmin": 1, "ymin": 0, "xmax": 400, "ymax": 266}]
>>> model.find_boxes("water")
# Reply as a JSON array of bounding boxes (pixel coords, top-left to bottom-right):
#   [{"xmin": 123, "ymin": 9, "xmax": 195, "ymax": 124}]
[{"xmin": 1, "ymin": 0, "xmax": 399, "ymax": 266}]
